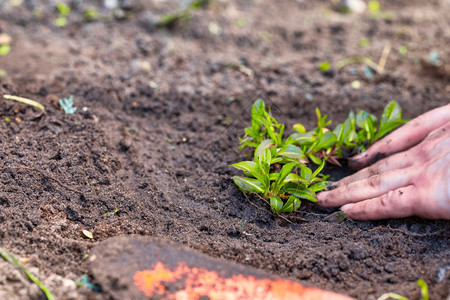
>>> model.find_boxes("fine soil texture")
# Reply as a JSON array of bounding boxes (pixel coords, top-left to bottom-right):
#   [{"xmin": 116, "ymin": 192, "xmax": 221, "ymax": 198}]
[{"xmin": 0, "ymin": 0, "xmax": 449, "ymax": 299}]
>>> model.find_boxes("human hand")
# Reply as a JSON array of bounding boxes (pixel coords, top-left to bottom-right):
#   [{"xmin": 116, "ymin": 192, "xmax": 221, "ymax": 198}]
[{"xmin": 317, "ymin": 104, "xmax": 450, "ymax": 220}]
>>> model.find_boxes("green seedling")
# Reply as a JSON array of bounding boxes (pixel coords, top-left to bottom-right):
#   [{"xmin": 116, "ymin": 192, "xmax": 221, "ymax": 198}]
[
  {"xmin": 291, "ymin": 100, "xmax": 408, "ymax": 163},
  {"xmin": 84, "ymin": 8, "xmax": 99, "ymax": 21},
  {"xmin": 233, "ymin": 100, "xmax": 329, "ymax": 213},
  {"xmin": 0, "ymin": 44, "xmax": 10, "ymax": 56},
  {"xmin": 319, "ymin": 62, "xmax": 331, "ymax": 72},
  {"xmin": 156, "ymin": 0, "xmax": 211, "ymax": 28},
  {"xmin": 377, "ymin": 279, "xmax": 429, "ymax": 300},
  {"xmin": 4, "ymin": 94, "xmax": 45, "ymax": 111},
  {"xmin": 55, "ymin": 2, "xmax": 71, "ymax": 27},
  {"xmin": 0, "ymin": 248, "xmax": 54, "ymax": 300},
  {"xmin": 358, "ymin": 39, "xmax": 370, "ymax": 47},
  {"xmin": 232, "ymin": 151, "xmax": 328, "ymax": 213},
  {"xmin": 239, "ymin": 99, "xmax": 285, "ymax": 150},
  {"xmin": 398, "ymin": 45, "xmax": 408, "ymax": 56},
  {"xmin": 232, "ymin": 99, "xmax": 408, "ymax": 213},
  {"xmin": 59, "ymin": 95, "xmax": 77, "ymax": 114}
]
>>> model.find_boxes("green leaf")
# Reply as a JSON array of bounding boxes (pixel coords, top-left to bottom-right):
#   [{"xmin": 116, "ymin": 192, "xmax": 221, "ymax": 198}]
[
  {"xmin": 274, "ymin": 162, "xmax": 297, "ymax": 193},
  {"xmin": 334, "ymin": 114, "xmax": 356, "ymax": 146},
  {"xmin": 311, "ymin": 159, "xmax": 326, "ymax": 179},
  {"xmin": 255, "ymin": 139, "xmax": 274, "ymax": 159},
  {"xmin": 289, "ymin": 131, "xmax": 316, "ymax": 145},
  {"xmin": 319, "ymin": 62, "xmax": 331, "ymax": 72},
  {"xmin": 277, "ymin": 144, "xmax": 304, "ymax": 160},
  {"xmin": 232, "ymin": 176, "xmax": 265, "ymax": 194},
  {"xmin": 0, "ymin": 44, "xmax": 11, "ymax": 56},
  {"xmin": 309, "ymin": 181, "xmax": 328, "ymax": 192},
  {"xmin": 374, "ymin": 119, "xmax": 407, "ymax": 141},
  {"xmin": 293, "ymin": 123, "xmax": 306, "ymax": 133},
  {"xmin": 269, "ymin": 196, "xmax": 283, "ymax": 213},
  {"xmin": 280, "ymin": 196, "xmax": 293, "ymax": 212},
  {"xmin": 280, "ymin": 195, "xmax": 301, "ymax": 212},
  {"xmin": 380, "ymin": 101, "xmax": 401, "ymax": 126},
  {"xmin": 269, "ymin": 173, "xmax": 279, "ymax": 181},
  {"xmin": 314, "ymin": 131, "xmax": 337, "ymax": 151},
  {"xmin": 189, "ymin": 0, "xmax": 210, "ymax": 9},
  {"xmin": 230, "ymin": 161, "xmax": 259, "ymax": 173},
  {"xmin": 285, "ymin": 188, "xmax": 317, "ymax": 202},
  {"xmin": 417, "ymin": 279, "xmax": 429, "ymax": 300},
  {"xmin": 252, "ymin": 99, "xmax": 265, "ymax": 117},
  {"xmin": 283, "ymin": 173, "xmax": 308, "ymax": 184},
  {"xmin": 376, "ymin": 293, "xmax": 408, "ymax": 300},
  {"xmin": 356, "ymin": 110, "xmax": 377, "ymax": 129},
  {"xmin": 293, "ymin": 197, "xmax": 301, "ymax": 210},
  {"xmin": 249, "ymin": 171, "xmax": 270, "ymax": 190},
  {"xmin": 57, "ymin": 2, "xmax": 71, "ymax": 16},
  {"xmin": 308, "ymin": 153, "xmax": 322, "ymax": 165},
  {"xmin": 298, "ymin": 164, "xmax": 312, "ymax": 181},
  {"xmin": 356, "ymin": 111, "xmax": 377, "ymax": 142}
]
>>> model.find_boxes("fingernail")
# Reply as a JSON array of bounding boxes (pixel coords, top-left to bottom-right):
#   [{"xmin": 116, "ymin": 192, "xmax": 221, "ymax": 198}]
[
  {"xmin": 341, "ymin": 203, "xmax": 354, "ymax": 212},
  {"xmin": 316, "ymin": 191, "xmax": 329, "ymax": 202}
]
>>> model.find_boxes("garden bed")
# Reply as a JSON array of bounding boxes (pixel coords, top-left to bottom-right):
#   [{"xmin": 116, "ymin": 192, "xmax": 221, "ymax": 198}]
[{"xmin": 0, "ymin": 0, "xmax": 449, "ymax": 299}]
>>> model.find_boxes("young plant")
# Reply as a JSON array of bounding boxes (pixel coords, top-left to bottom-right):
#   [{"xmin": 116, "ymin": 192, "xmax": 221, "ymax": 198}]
[
  {"xmin": 59, "ymin": 95, "xmax": 77, "ymax": 114},
  {"xmin": 231, "ymin": 149, "xmax": 328, "ymax": 213},
  {"xmin": 239, "ymin": 99, "xmax": 285, "ymax": 150},
  {"xmin": 231, "ymin": 99, "xmax": 408, "ymax": 213},
  {"xmin": 377, "ymin": 279, "xmax": 429, "ymax": 300},
  {"xmin": 55, "ymin": 2, "xmax": 71, "ymax": 27},
  {"xmin": 289, "ymin": 100, "xmax": 408, "ymax": 164},
  {"xmin": 232, "ymin": 100, "xmax": 329, "ymax": 213}
]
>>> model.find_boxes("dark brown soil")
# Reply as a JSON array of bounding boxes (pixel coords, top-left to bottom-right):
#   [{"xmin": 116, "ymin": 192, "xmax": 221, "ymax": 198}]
[{"xmin": 0, "ymin": 0, "xmax": 449, "ymax": 299}]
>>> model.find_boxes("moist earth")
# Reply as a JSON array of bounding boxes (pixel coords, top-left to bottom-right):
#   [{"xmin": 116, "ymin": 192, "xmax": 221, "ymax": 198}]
[{"xmin": 0, "ymin": 0, "xmax": 449, "ymax": 299}]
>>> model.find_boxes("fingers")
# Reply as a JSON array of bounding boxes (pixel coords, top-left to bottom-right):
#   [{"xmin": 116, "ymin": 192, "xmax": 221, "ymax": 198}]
[
  {"xmin": 338, "ymin": 150, "xmax": 414, "ymax": 186},
  {"xmin": 317, "ymin": 167, "xmax": 417, "ymax": 207},
  {"xmin": 349, "ymin": 104, "xmax": 450, "ymax": 170},
  {"xmin": 340, "ymin": 185, "xmax": 417, "ymax": 220}
]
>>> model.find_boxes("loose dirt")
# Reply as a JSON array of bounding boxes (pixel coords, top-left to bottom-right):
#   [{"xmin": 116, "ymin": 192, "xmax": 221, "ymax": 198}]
[{"xmin": 0, "ymin": 0, "xmax": 449, "ymax": 299}]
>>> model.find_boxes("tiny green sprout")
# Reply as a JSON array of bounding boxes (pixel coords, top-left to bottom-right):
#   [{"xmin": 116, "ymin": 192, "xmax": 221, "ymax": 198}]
[
  {"xmin": 368, "ymin": 1, "xmax": 381, "ymax": 14},
  {"xmin": 319, "ymin": 62, "xmax": 331, "ymax": 72},
  {"xmin": 0, "ymin": 44, "xmax": 11, "ymax": 56},
  {"xmin": 84, "ymin": 8, "xmax": 99, "ymax": 21},
  {"xmin": 56, "ymin": 2, "xmax": 71, "ymax": 16},
  {"xmin": 358, "ymin": 39, "xmax": 370, "ymax": 47},
  {"xmin": 55, "ymin": 2, "xmax": 71, "ymax": 27},
  {"xmin": 59, "ymin": 95, "xmax": 77, "ymax": 114},
  {"xmin": 236, "ymin": 18, "xmax": 246, "ymax": 27},
  {"xmin": 398, "ymin": 45, "xmax": 408, "ymax": 56},
  {"xmin": 55, "ymin": 16, "xmax": 68, "ymax": 27},
  {"xmin": 377, "ymin": 279, "xmax": 429, "ymax": 300},
  {"xmin": 189, "ymin": 0, "xmax": 210, "ymax": 9}
]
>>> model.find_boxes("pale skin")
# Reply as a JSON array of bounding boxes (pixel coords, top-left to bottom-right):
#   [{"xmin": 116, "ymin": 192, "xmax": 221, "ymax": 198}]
[{"xmin": 317, "ymin": 103, "xmax": 450, "ymax": 220}]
